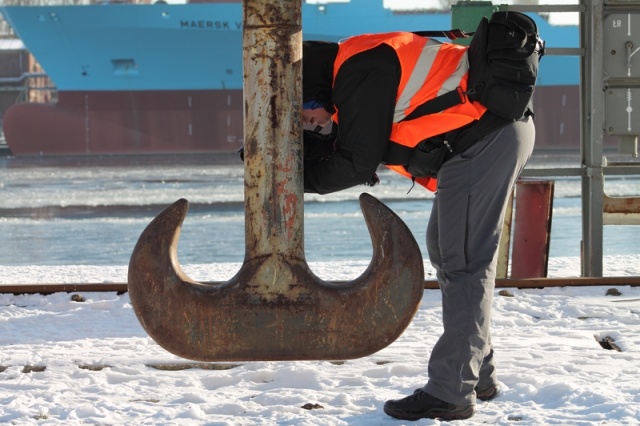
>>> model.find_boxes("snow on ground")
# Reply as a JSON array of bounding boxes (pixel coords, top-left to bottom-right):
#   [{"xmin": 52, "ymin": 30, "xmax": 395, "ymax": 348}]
[{"xmin": 1, "ymin": 256, "xmax": 639, "ymax": 425}]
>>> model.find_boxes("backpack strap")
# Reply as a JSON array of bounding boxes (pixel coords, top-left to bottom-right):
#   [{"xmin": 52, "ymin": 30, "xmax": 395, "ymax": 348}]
[
  {"xmin": 402, "ymin": 86, "xmax": 466, "ymax": 121},
  {"xmin": 411, "ymin": 29, "xmax": 473, "ymax": 40}
]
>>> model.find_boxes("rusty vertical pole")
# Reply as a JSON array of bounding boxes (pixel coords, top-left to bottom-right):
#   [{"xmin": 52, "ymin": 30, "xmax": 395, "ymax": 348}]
[{"xmin": 241, "ymin": 0, "xmax": 307, "ymax": 289}]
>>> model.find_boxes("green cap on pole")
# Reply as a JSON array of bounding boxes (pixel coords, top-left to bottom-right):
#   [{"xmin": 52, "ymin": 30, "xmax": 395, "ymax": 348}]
[{"xmin": 451, "ymin": 1, "xmax": 502, "ymax": 45}]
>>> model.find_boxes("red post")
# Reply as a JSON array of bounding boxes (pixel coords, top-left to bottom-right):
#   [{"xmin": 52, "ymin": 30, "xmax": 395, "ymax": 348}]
[{"xmin": 510, "ymin": 179, "xmax": 554, "ymax": 278}]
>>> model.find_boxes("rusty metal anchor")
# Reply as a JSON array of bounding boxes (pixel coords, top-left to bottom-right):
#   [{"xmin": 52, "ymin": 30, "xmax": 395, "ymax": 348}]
[{"xmin": 126, "ymin": 0, "xmax": 424, "ymax": 362}]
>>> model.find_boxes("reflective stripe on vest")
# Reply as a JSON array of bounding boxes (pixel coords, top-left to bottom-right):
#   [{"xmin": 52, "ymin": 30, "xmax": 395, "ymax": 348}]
[{"xmin": 394, "ymin": 38, "xmax": 467, "ymax": 122}]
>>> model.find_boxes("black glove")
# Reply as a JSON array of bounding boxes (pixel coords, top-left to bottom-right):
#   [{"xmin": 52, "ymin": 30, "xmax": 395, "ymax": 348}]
[
  {"xmin": 364, "ymin": 173, "xmax": 380, "ymax": 187},
  {"xmin": 303, "ymin": 126, "xmax": 337, "ymax": 164}
]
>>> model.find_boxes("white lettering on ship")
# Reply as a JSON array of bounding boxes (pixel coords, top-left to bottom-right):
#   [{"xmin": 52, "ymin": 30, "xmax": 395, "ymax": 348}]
[{"xmin": 179, "ymin": 21, "xmax": 242, "ymax": 30}]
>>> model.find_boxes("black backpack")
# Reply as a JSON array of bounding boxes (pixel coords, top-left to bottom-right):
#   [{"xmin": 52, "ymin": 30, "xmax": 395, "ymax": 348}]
[
  {"xmin": 384, "ymin": 12, "xmax": 545, "ymax": 181},
  {"xmin": 409, "ymin": 10, "xmax": 545, "ymax": 120},
  {"xmin": 467, "ymin": 11, "xmax": 545, "ymax": 119}
]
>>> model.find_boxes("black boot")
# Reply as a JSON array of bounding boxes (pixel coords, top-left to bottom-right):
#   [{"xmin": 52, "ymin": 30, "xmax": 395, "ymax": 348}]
[
  {"xmin": 383, "ymin": 389, "xmax": 474, "ymax": 421},
  {"xmin": 476, "ymin": 384, "xmax": 500, "ymax": 402}
]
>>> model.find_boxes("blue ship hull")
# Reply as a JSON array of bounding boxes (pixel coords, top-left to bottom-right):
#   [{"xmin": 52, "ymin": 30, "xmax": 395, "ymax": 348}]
[{"xmin": 0, "ymin": 1, "xmax": 580, "ymax": 155}]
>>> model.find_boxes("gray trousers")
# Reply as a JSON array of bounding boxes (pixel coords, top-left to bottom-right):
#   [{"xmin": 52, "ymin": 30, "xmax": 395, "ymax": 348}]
[{"xmin": 422, "ymin": 117, "xmax": 535, "ymax": 405}]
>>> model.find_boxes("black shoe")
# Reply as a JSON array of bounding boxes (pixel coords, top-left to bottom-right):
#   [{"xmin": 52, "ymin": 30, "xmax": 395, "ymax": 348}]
[
  {"xmin": 383, "ymin": 389, "xmax": 475, "ymax": 421},
  {"xmin": 476, "ymin": 384, "xmax": 500, "ymax": 402}
]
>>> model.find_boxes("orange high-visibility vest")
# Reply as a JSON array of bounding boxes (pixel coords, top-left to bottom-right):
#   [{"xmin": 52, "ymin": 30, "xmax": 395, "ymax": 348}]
[{"xmin": 332, "ymin": 32, "xmax": 487, "ymax": 191}]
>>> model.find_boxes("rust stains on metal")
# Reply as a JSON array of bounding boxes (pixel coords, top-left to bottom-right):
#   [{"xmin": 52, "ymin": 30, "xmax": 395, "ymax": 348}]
[
  {"xmin": 603, "ymin": 193, "xmax": 640, "ymax": 225},
  {"xmin": 604, "ymin": 193, "xmax": 640, "ymax": 214}
]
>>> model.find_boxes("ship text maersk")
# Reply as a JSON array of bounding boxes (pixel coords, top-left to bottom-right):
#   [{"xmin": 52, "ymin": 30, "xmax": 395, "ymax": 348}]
[{"xmin": 0, "ymin": 0, "xmax": 580, "ymax": 156}]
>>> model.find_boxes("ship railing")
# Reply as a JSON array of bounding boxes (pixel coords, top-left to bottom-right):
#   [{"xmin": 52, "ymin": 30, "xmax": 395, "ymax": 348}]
[
  {"xmin": 0, "ymin": 72, "xmax": 48, "ymax": 84},
  {"xmin": 0, "ymin": 72, "xmax": 57, "ymax": 104}
]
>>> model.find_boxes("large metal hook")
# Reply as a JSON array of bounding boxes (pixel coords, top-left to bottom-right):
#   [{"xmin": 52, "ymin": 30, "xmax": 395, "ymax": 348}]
[
  {"xmin": 127, "ymin": 0, "xmax": 424, "ymax": 361},
  {"xmin": 128, "ymin": 194, "xmax": 424, "ymax": 361}
]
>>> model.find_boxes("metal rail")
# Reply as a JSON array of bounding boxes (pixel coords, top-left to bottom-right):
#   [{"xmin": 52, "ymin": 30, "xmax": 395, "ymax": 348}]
[
  {"xmin": 2, "ymin": 277, "xmax": 639, "ymax": 295},
  {"xmin": 501, "ymin": 1, "xmax": 640, "ymax": 276}
]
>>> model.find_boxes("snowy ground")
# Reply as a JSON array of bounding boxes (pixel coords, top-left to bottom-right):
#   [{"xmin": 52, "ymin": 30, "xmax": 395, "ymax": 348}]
[{"xmin": 1, "ymin": 256, "xmax": 639, "ymax": 425}]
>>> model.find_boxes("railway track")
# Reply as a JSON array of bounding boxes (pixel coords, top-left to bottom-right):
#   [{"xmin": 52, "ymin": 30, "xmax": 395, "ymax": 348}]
[{"xmin": 1, "ymin": 276, "xmax": 639, "ymax": 295}]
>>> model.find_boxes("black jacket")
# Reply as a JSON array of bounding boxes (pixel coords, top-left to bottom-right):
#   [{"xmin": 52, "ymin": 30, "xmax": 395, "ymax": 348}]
[{"xmin": 303, "ymin": 43, "xmax": 400, "ymax": 194}]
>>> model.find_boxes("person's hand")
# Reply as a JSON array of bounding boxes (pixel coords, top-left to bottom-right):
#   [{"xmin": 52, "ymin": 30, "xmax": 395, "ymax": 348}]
[
  {"xmin": 303, "ymin": 127, "xmax": 337, "ymax": 164},
  {"xmin": 364, "ymin": 173, "xmax": 380, "ymax": 187}
]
